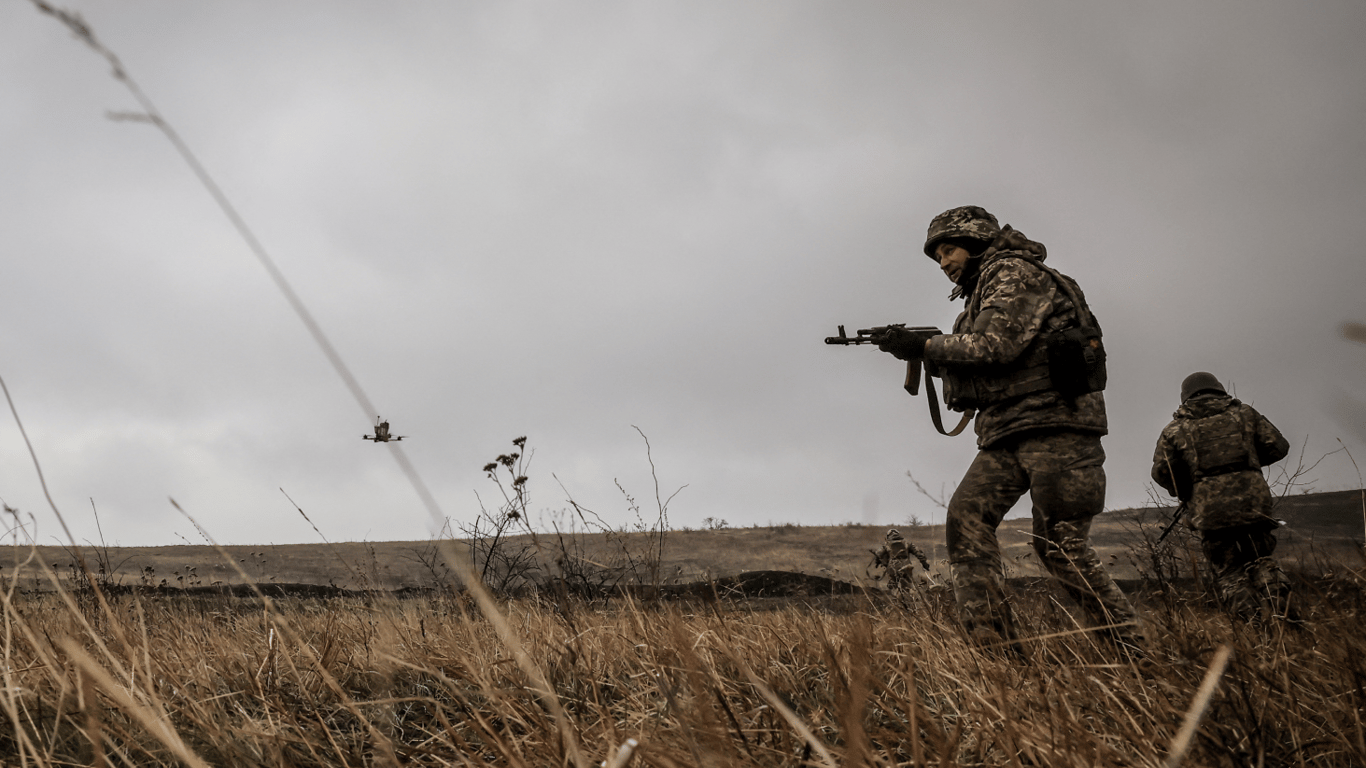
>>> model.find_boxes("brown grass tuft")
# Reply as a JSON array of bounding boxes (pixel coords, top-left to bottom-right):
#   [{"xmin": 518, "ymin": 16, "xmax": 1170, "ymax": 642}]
[{"xmin": 4, "ymin": 561, "xmax": 1366, "ymax": 766}]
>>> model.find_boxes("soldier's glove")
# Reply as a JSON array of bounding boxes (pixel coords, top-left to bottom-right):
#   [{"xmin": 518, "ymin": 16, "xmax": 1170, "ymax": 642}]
[{"xmin": 876, "ymin": 327, "xmax": 939, "ymax": 361}]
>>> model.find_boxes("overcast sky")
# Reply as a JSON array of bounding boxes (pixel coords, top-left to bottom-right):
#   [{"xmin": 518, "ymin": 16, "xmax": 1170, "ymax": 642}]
[{"xmin": 2, "ymin": 1, "xmax": 1364, "ymax": 548}]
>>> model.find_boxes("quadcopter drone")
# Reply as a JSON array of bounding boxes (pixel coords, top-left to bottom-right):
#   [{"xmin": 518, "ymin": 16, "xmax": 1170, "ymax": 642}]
[{"xmin": 363, "ymin": 417, "xmax": 406, "ymax": 443}]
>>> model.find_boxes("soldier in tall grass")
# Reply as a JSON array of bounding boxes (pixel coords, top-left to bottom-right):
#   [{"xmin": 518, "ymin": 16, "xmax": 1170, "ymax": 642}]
[
  {"xmin": 877, "ymin": 206, "xmax": 1140, "ymax": 653},
  {"xmin": 870, "ymin": 528, "xmax": 931, "ymax": 590},
  {"xmin": 1151, "ymin": 371, "xmax": 1298, "ymax": 623}
]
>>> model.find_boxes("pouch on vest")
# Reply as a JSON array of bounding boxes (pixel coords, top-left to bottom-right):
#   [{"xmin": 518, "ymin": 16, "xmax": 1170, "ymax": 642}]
[
  {"xmin": 940, "ymin": 360, "xmax": 1051, "ymax": 410},
  {"xmin": 939, "ymin": 253, "xmax": 1107, "ymax": 409},
  {"xmin": 1188, "ymin": 409, "xmax": 1258, "ymax": 478},
  {"xmin": 1048, "ymin": 325, "xmax": 1107, "ymax": 400}
]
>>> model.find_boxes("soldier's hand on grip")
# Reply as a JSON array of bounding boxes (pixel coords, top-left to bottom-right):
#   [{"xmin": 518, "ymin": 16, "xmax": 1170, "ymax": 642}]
[{"xmin": 876, "ymin": 326, "xmax": 940, "ymax": 361}]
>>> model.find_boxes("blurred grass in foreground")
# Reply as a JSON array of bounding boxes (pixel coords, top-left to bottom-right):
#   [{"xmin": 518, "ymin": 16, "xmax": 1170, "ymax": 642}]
[{"xmin": 3, "ymin": 563, "xmax": 1365, "ymax": 767}]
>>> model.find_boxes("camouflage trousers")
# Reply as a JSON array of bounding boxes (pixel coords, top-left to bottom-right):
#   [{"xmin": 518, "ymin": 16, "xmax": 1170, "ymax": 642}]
[
  {"xmin": 884, "ymin": 560, "xmax": 926, "ymax": 591},
  {"xmin": 946, "ymin": 430, "xmax": 1138, "ymax": 645},
  {"xmin": 1202, "ymin": 522, "xmax": 1295, "ymax": 623}
]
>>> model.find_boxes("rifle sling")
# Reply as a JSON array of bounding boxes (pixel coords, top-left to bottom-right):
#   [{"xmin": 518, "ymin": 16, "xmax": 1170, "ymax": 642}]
[{"xmin": 919, "ymin": 366, "xmax": 973, "ymax": 437}]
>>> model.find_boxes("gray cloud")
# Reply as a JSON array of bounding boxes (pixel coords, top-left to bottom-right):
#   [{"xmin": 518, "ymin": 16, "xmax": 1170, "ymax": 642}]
[{"xmin": 2, "ymin": 1, "xmax": 1363, "ymax": 546}]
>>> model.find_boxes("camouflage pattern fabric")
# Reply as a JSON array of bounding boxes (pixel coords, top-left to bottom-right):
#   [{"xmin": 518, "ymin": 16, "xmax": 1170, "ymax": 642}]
[
  {"xmin": 1201, "ymin": 521, "xmax": 1296, "ymax": 623},
  {"xmin": 1152, "ymin": 390, "xmax": 1295, "ymax": 624},
  {"xmin": 1151, "ymin": 392, "xmax": 1290, "ymax": 531},
  {"xmin": 884, "ymin": 529, "xmax": 931, "ymax": 570},
  {"xmin": 922, "ymin": 205, "xmax": 1001, "ymax": 257},
  {"xmin": 924, "ymin": 248, "xmax": 1108, "ymax": 449},
  {"xmin": 872, "ymin": 530, "xmax": 930, "ymax": 590},
  {"xmin": 874, "ymin": 556, "xmax": 920, "ymax": 592},
  {"xmin": 946, "ymin": 431, "xmax": 1138, "ymax": 645}
]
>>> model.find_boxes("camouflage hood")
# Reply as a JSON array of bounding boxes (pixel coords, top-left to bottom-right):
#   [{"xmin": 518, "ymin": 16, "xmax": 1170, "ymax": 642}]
[
  {"xmin": 949, "ymin": 226, "xmax": 1050, "ymax": 302},
  {"xmin": 979, "ymin": 226, "xmax": 1048, "ymax": 265},
  {"xmin": 1173, "ymin": 391, "xmax": 1240, "ymax": 421}
]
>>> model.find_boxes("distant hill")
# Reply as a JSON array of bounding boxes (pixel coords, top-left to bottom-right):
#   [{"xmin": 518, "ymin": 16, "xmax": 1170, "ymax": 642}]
[
  {"xmin": 1271, "ymin": 488, "xmax": 1365, "ymax": 537},
  {"xmin": 3, "ymin": 489, "xmax": 1361, "ymax": 592},
  {"xmin": 1096, "ymin": 488, "xmax": 1364, "ymax": 581}
]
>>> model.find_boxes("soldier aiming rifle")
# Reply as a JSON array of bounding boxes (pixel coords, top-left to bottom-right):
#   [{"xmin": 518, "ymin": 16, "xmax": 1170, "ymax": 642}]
[{"xmin": 829, "ymin": 205, "xmax": 1141, "ymax": 655}]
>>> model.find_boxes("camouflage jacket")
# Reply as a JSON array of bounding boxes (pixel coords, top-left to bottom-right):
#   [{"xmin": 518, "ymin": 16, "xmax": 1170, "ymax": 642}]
[
  {"xmin": 1151, "ymin": 392, "xmax": 1290, "ymax": 531},
  {"xmin": 874, "ymin": 536, "xmax": 930, "ymax": 570},
  {"xmin": 923, "ymin": 247, "xmax": 1107, "ymax": 449}
]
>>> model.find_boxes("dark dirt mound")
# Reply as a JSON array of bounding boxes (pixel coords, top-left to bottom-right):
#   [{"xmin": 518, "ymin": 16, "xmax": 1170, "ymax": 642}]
[
  {"xmin": 73, "ymin": 582, "xmax": 377, "ymax": 600},
  {"xmin": 662, "ymin": 570, "xmax": 864, "ymax": 599},
  {"xmin": 70, "ymin": 572, "xmax": 867, "ymax": 601}
]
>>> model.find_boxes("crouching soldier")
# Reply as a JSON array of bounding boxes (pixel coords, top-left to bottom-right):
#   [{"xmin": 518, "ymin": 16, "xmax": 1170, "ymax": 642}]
[
  {"xmin": 872, "ymin": 529, "xmax": 931, "ymax": 589},
  {"xmin": 1152, "ymin": 372, "xmax": 1296, "ymax": 623}
]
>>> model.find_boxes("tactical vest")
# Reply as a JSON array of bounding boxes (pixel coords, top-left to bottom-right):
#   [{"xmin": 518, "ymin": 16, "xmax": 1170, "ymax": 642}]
[
  {"xmin": 887, "ymin": 538, "xmax": 909, "ymax": 560},
  {"xmin": 1180, "ymin": 406, "xmax": 1260, "ymax": 479},
  {"xmin": 941, "ymin": 255, "xmax": 1107, "ymax": 411}
]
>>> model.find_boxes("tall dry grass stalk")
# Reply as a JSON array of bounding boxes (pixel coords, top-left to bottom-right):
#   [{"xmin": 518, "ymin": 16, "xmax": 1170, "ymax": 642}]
[
  {"xmin": 24, "ymin": 4, "xmax": 588, "ymax": 761},
  {"xmin": 3, "ymin": 565, "xmax": 1365, "ymax": 766}
]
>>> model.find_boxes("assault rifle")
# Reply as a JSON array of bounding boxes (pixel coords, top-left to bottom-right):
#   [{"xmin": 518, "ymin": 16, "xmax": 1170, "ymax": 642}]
[
  {"xmin": 1156, "ymin": 501, "xmax": 1188, "ymax": 545},
  {"xmin": 1155, "ymin": 457, "xmax": 1192, "ymax": 545},
  {"xmin": 825, "ymin": 324, "xmax": 973, "ymax": 436},
  {"xmin": 824, "ymin": 325, "xmax": 940, "ymax": 394}
]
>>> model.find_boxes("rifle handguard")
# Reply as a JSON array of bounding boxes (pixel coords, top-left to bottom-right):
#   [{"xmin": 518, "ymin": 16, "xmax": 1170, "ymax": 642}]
[{"xmin": 826, "ymin": 324, "xmax": 972, "ymax": 437}]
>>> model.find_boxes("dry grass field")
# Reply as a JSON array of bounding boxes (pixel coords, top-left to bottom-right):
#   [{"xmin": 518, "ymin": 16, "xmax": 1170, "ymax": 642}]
[
  {"xmin": 5, "ymin": 490, "xmax": 1361, "ymax": 592},
  {"xmin": 1, "ymin": 489, "xmax": 1363, "ymax": 766}
]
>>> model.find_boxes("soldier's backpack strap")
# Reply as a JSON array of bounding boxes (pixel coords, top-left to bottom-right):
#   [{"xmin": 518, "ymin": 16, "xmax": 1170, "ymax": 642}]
[
  {"xmin": 994, "ymin": 248, "xmax": 1100, "ymax": 331},
  {"xmin": 993, "ymin": 246, "xmax": 1108, "ymax": 400}
]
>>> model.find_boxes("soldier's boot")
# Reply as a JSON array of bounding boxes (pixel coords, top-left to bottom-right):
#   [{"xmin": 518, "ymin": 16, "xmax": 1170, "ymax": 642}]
[
  {"xmin": 951, "ymin": 558, "xmax": 1026, "ymax": 659},
  {"xmin": 1248, "ymin": 557, "xmax": 1306, "ymax": 628},
  {"xmin": 1036, "ymin": 527, "xmax": 1145, "ymax": 654},
  {"xmin": 1215, "ymin": 569, "xmax": 1264, "ymax": 624}
]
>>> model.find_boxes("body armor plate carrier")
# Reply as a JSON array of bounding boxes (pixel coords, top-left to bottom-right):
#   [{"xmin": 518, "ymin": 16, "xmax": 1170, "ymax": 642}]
[
  {"xmin": 1184, "ymin": 409, "xmax": 1260, "ymax": 479},
  {"xmin": 942, "ymin": 255, "xmax": 1107, "ymax": 411}
]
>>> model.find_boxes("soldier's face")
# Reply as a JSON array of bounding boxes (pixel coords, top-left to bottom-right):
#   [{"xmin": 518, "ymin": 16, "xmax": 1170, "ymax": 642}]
[{"xmin": 935, "ymin": 243, "xmax": 970, "ymax": 284}]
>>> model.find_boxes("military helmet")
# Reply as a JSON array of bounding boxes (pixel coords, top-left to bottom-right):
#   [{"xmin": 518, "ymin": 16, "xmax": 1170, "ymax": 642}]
[
  {"xmin": 923, "ymin": 205, "xmax": 1001, "ymax": 259},
  {"xmin": 1180, "ymin": 371, "xmax": 1226, "ymax": 402},
  {"xmin": 885, "ymin": 528, "xmax": 903, "ymax": 541}
]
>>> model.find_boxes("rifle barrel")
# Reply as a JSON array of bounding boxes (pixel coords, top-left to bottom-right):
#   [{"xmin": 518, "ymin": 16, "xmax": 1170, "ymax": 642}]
[
  {"xmin": 1156, "ymin": 502, "xmax": 1188, "ymax": 544},
  {"xmin": 824, "ymin": 325, "xmax": 941, "ymax": 345}
]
